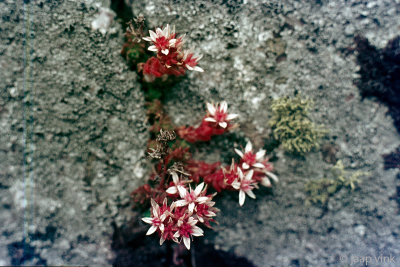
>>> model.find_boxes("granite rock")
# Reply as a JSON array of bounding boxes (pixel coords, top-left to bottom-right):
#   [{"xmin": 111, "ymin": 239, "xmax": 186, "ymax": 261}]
[{"xmin": 0, "ymin": 0, "xmax": 147, "ymax": 265}]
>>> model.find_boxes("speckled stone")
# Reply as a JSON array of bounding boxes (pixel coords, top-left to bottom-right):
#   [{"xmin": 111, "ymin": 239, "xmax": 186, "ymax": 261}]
[{"xmin": 0, "ymin": 0, "xmax": 147, "ymax": 265}]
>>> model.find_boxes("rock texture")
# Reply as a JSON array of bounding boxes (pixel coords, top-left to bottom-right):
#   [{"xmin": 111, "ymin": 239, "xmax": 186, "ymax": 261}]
[
  {"xmin": 0, "ymin": 0, "xmax": 147, "ymax": 265},
  {"xmin": 1, "ymin": 0, "xmax": 400, "ymax": 266}
]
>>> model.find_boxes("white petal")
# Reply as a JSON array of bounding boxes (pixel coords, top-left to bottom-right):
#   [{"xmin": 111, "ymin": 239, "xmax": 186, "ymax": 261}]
[
  {"xmin": 196, "ymin": 196, "xmax": 209, "ymax": 203},
  {"xmin": 237, "ymin": 167, "xmax": 244, "ymax": 179},
  {"xmin": 219, "ymin": 122, "xmax": 227, "ymax": 128},
  {"xmin": 196, "ymin": 216, "xmax": 204, "ymax": 223},
  {"xmin": 161, "ymin": 49, "xmax": 169, "ymax": 55},
  {"xmin": 194, "ymin": 182, "xmax": 204, "ymax": 196},
  {"xmin": 159, "ymin": 223, "xmax": 165, "ymax": 232},
  {"xmin": 246, "ymin": 190, "xmax": 256, "ymax": 199},
  {"xmin": 185, "ymin": 64, "xmax": 194, "ymax": 70},
  {"xmin": 234, "ymin": 148, "xmax": 244, "ymax": 158},
  {"xmin": 231, "ymin": 181, "xmax": 241, "ymax": 190},
  {"xmin": 175, "ymin": 200, "xmax": 188, "ymax": 207},
  {"xmin": 156, "ymin": 27, "xmax": 163, "ymax": 35},
  {"xmin": 149, "ymin": 30, "xmax": 157, "ymax": 41},
  {"xmin": 206, "ymin": 103, "xmax": 216, "ymax": 116},
  {"xmin": 182, "ymin": 49, "xmax": 189, "ymax": 60},
  {"xmin": 252, "ymin": 163, "xmax": 265, "ymax": 169},
  {"xmin": 179, "ymin": 186, "xmax": 188, "ymax": 198},
  {"xmin": 255, "ymin": 150, "xmax": 266, "ymax": 160},
  {"xmin": 166, "ymin": 186, "xmax": 178, "ymax": 194},
  {"xmin": 242, "ymin": 162, "xmax": 250, "ymax": 169},
  {"xmin": 169, "ymin": 38, "xmax": 176, "ymax": 46},
  {"xmin": 172, "ymin": 172, "xmax": 179, "ymax": 184},
  {"xmin": 151, "ymin": 199, "xmax": 157, "ymax": 209},
  {"xmin": 245, "ymin": 142, "xmax": 252, "ymax": 153},
  {"xmin": 142, "ymin": 217, "xmax": 153, "ymax": 224},
  {"xmin": 146, "ymin": 225, "xmax": 157, "ymax": 235},
  {"xmin": 160, "ymin": 237, "xmax": 165, "ymax": 245},
  {"xmin": 193, "ymin": 66, "xmax": 204, "ymax": 72},
  {"xmin": 142, "ymin": 37, "xmax": 152, "ymax": 42},
  {"xmin": 266, "ymin": 171, "xmax": 279, "ymax": 182},
  {"xmin": 198, "ymin": 216, "xmax": 204, "ymax": 223},
  {"xmin": 220, "ymin": 101, "xmax": 227, "ymax": 113},
  {"xmin": 183, "ymin": 236, "xmax": 191, "ymax": 250},
  {"xmin": 164, "ymin": 24, "xmax": 169, "ymax": 36},
  {"xmin": 178, "ymin": 186, "xmax": 187, "ymax": 198},
  {"xmin": 195, "ymin": 54, "xmax": 203, "ymax": 61},
  {"xmin": 188, "ymin": 217, "xmax": 198, "ymax": 225},
  {"xmin": 173, "ymin": 231, "xmax": 180, "ymax": 238},
  {"xmin": 148, "ymin": 45, "xmax": 158, "ymax": 52},
  {"xmin": 239, "ymin": 190, "xmax": 246, "ymax": 206},
  {"xmin": 226, "ymin": 114, "xmax": 239, "ymax": 120},
  {"xmin": 207, "ymin": 211, "xmax": 217, "ymax": 217},
  {"xmin": 245, "ymin": 170, "xmax": 254, "ymax": 181},
  {"xmin": 204, "ymin": 117, "xmax": 217, "ymax": 123},
  {"xmin": 207, "ymin": 201, "xmax": 216, "ymax": 207},
  {"xmin": 261, "ymin": 177, "xmax": 271, "ymax": 187},
  {"xmin": 192, "ymin": 226, "xmax": 204, "ymax": 236},
  {"xmin": 151, "ymin": 199, "xmax": 159, "ymax": 217},
  {"xmin": 189, "ymin": 202, "xmax": 195, "ymax": 213}
]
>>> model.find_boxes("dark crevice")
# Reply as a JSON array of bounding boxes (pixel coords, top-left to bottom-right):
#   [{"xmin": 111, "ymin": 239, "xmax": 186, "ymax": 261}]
[
  {"xmin": 111, "ymin": 218, "xmax": 256, "ymax": 267},
  {"xmin": 383, "ymin": 146, "xmax": 400, "ymax": 170},
  {"xmin": 388, "ymin": 173, "xmax": 400, "ymax": 213},
  {"xmin": 110, "ymin": 0, "xmax": 134, "ymax": 27},
  {"xmin": 353, "ymin": 35, "xmax": 400, "ymax": 133},
  {"xmin": 353, "ymin": 36, "xmax": 400, "ymax": 213}
]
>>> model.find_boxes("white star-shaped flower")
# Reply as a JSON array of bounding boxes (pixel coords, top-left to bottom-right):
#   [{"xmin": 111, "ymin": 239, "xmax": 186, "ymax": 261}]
[
  {"xmin": 231, "ymin": 168, "xmax": 256, "ymax": 206},
  {"xmin": 204, "ymin": 101, "xmax": 239, "ymax": 128}
]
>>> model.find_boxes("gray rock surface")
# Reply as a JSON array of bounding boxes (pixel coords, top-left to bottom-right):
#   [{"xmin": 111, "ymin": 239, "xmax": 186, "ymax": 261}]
[
  {"xmin": 0, "ymin": 0, "xmax": 147, "ymax": 265},
  {"xmin": 131, "ymin": 0, "xmax": 400, "ymax": 266},
  {"xmin": 1, "ymin": 0, "xmax": 400, "ymax": 266}
]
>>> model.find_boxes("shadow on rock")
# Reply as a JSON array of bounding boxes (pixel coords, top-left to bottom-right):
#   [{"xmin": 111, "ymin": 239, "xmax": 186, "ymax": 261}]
[{"xmin": 111, "ymin": 214, "xmax": 256, "ymax": 267}]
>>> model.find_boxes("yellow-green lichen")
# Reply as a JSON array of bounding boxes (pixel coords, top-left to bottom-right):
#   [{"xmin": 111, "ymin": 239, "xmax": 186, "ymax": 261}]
[
  {"xmin": 269, "ymin": 95, "xmax": 326, "ymax": 154},
  {"xmin": 305, "ymin": 160, "xmax": 369, "ymax": 206}
]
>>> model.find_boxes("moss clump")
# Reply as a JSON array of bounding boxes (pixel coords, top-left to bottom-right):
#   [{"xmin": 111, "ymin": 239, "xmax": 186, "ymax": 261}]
[
  {"xmin": 305, "ymin": 160, "xmax": 368, "ymax": 206},
  {"xmin": 269, "ymin": 95, "xmax": 326, "ymax": 154}
]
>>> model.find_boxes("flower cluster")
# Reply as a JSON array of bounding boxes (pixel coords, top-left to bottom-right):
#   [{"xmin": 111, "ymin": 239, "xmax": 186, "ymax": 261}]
[
  {"xmin": 187, "ymin": 141, "xmax": 278, "ymax": 206},
  {"xmin": 142, "ymin": 172, "xmax": 218, "ymax": 250},
  {"xmin": 124, "ymin": 18, "xmax": 281, "ymax": 254},
  {"xmin": 135, "ymin": 101, "xmax": 278, "ymax": 251},
  {"xmin": 140, "ymin": 24, "xmax": 203, "ymax": 82},
  {"xmin": 177, "ymin": 101, "xmax": 238, "ymax": 143}
]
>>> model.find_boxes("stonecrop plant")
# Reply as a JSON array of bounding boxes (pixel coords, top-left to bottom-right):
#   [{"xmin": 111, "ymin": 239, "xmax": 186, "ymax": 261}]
[
  {"xmin": 121, "ymin": 18, "xmax": 203, "ymax": 83},
  {"xmin": 124, "ymin": 18, "xmax": 278, "ymax": 250},
  {"xmin": 140, "ymin": 24, "xmax": 203, "ymax": 82},
  {"xmin": 133, "ymin": 103, "xmax": 278, "ymax": 250}
]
